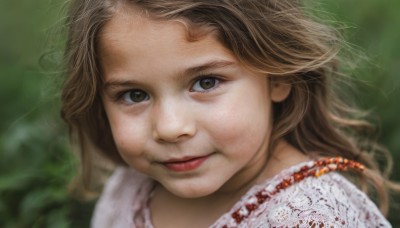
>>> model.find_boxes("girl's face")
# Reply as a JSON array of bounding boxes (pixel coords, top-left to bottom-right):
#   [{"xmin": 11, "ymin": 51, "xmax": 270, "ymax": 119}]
[{"xmin": 100, "ymin": 12, "xmax": 288, "ymax": 198}]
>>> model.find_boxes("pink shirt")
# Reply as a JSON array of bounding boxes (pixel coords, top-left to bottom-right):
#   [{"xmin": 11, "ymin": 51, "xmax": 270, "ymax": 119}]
[{"xmin": 91, "ymin": 160, "xmax": 391, "ymax": 227}]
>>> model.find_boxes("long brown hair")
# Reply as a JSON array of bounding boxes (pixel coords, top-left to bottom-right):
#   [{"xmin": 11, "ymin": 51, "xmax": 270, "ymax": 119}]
[{"xmin": 61, "ymin": 0, "xmax": 399, "ymax": 214}]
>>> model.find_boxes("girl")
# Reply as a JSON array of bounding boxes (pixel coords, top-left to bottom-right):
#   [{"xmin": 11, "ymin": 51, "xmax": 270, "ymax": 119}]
[{"xmin": 61, "ymin": 0, "xmax": 399, "ymax": 227}]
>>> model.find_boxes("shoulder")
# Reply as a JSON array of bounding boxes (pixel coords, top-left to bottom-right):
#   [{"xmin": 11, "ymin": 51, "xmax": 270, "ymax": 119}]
[
  {"xmin": 90, "ymin": 167, "xmax": 153, "ymax": 228},
  {"xmin": 250, "ymin": 173, "xmax": 391, "ymax": 227}
]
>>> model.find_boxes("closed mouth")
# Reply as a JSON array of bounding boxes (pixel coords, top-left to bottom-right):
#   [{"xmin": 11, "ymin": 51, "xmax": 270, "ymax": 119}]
[{"xmin": 160, "ymin": 154, "xmax": 212, "ymax": 172}]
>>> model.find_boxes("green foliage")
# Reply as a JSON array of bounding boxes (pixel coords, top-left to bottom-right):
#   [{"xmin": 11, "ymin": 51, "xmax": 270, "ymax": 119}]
[
  {"xmin": 0, "ymin": 0, "xmax": 95, "ymax": 227},
  {"xmin": 0, "ymin": 0, "xmax": 399, "ymax": 227}
]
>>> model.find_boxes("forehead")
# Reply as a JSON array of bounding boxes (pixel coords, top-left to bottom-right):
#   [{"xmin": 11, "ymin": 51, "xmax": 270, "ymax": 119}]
[
  {"xmin": 100, "ymin": 10, "xmax": 186, "ymax": 51},
  {"xmin": 98, "ymin": 10, "xmax": 235, "ymax": 77}
]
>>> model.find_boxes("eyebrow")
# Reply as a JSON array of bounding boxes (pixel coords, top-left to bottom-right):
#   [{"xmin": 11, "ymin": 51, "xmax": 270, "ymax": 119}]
[
  {"xmin": 103, "ymin": 79, "xmax": 139, "ymax": 91},
  {"xmin": 184, "ymin": 60, "xmax": 235, "ymax": 76},
  {"xmin": 103, "ymin": 60, "xmax": 235, "ymax": 91}
]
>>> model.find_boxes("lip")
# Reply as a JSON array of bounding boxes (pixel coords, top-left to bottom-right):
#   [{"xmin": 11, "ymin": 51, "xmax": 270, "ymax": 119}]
[{"xmin": 161, "ymin": 155, "xmax": 211, "ymax": 172}]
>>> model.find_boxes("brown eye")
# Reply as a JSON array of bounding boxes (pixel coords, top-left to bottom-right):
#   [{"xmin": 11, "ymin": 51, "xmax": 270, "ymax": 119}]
[
  {"xmin": 191, "ymin": 77, "xmax": 219, "ymax": 92},
  {"xmin": 122, "ymin": 90, "xmax": 149, "ymax": 103}
]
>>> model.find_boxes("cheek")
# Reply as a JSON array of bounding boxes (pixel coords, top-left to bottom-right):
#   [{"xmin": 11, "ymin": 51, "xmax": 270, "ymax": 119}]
[
  {"xmin": 105, "ymin": 110, "xmax": 149, "ymax": 160},
  {"xmin": 204, "ymin": 90, "xmax": 272, "ymax": 152},
  {"xmin": 111, "ymin": 122, "xmax": 153, "ymax": 171}
]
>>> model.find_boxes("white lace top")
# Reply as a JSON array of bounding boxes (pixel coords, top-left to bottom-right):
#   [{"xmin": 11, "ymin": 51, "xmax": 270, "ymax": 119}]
[{"xmin": 91, "ymin": 160, "xmax": 392, "ymax": 228}]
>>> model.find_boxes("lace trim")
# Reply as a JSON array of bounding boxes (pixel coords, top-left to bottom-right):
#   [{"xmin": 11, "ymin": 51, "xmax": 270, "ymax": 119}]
[{"xmin": 215, "ymin": 157, "xmax": 365, "ymax": 228}]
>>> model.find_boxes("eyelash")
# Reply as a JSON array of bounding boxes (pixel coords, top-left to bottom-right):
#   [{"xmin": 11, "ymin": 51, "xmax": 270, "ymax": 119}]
[
  {"xmin": 190, "ymin": 74, "xmax": 222, "ymax": 93},
  {"xmin": 114, "ymin": 74, "xmax": 223, "ymax": 104}
]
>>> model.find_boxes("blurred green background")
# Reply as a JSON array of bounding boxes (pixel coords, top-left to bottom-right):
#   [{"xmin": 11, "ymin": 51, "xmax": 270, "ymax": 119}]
[{"xmin": 0, "ymin": 0, "xmax": 399, "ymax": 227}]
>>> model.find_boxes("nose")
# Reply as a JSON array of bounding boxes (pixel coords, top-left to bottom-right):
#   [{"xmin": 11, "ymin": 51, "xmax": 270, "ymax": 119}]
[{"xmin": 152, "ymin": 99, "xmax": 196, "ymax": 143}]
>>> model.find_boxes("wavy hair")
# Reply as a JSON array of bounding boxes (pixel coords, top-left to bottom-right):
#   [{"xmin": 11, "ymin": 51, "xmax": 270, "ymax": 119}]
[{"xmin": 61, "ymin": 0, "xmax": 399, "ymax": 213}]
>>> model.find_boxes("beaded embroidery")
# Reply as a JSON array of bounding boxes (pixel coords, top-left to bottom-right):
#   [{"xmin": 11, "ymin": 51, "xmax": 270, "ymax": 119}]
[{"xmin": 221, "ymin": 157, "xmax": 365, "ymax": 228}]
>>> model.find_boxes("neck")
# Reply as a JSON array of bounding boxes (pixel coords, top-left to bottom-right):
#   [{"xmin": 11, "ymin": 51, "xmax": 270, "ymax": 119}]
[{"xmin": 150, "ymin": 182, "xmax": 246, "ymax": 228}]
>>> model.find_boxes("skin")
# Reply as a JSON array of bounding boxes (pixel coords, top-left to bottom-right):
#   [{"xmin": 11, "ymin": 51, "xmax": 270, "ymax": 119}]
[{"xmin": 99, "ymin": 9, "xmax": 309, "ymax": 228}]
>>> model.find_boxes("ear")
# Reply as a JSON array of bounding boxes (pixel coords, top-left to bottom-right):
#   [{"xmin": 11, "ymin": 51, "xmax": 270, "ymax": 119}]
[{"xmin": 270, "ymin": 77, "xmax": 292, "ymax": 103}]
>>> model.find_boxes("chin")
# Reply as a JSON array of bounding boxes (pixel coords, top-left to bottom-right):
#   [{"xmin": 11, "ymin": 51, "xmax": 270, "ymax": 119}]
[{"xmin": 164, "ymin": 181, "xmax": 220, "ymax": 199}]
